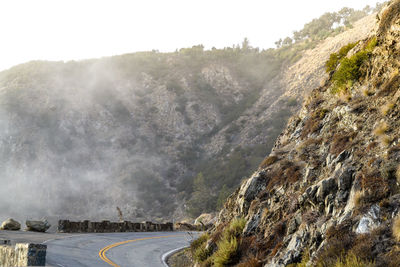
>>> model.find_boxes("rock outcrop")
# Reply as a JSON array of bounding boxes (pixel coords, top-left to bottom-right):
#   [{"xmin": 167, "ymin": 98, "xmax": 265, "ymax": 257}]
[
  {"xmin": 200, "ymin": 1, "xmax": 400, "ymax": 266},
  {"xmin": 0, "ymin": 218, "xmax": 21, "ymax": 231},
  {"xmin": 194, "ymin": 213, "xmax": 216, "ymax": 227},
  {"xmin": 174, "ymin": 222, "xmax": 202, "ymax": 231},
  {"xmin": 25, "ymin": 220, "xmax": 51, "ymax": 233}
]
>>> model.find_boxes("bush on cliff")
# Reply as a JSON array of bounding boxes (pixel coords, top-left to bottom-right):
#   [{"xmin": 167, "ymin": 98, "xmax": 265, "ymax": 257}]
[
  {"xmin": 191, "ymin": 217, "xmax": 246, "ymax": 266},
  {"xmin": 191, "ymin": 233, "xmax": 212, "ymax": 263},
  {"xmin": 329, "ymin": 37, "xmax": 377, "ymax": 94},
  {"xmin": 325, "ymin": 42, "xmax": 358, "ymax": 73}
]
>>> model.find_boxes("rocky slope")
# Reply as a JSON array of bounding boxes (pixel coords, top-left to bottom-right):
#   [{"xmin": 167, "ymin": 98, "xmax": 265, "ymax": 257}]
[
  {"xmin": 0, "ymin": 48, "xmax": 290, "ymax": 222},
  {"xmin": 0, "ymin": 8, "xmax": 378, "ymax": 223},
  {"xmin": 205, "ymin": 14, "xmax": 378, "ymax": 155},
  {"xmin": 198, "ymin": 1, "xmax": 400, "ymax": 266}
]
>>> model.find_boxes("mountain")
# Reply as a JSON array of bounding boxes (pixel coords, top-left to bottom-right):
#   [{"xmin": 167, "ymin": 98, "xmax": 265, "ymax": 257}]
[
  {"xmin": 0, "ymin": 5, "xmax": 380, "ymax": 223},
  {"xmin": 0, "ymin": 48, "xmax": 279, "ymax": 222},
  {"xmin": 192, "ymin": 1, "xmax": 400, "ymax": 266}
]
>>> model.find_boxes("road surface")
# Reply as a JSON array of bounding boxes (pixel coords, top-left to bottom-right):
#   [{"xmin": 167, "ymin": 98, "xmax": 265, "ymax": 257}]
[{"xmin": 0, "ymin": 230, "xmax": 199, "ymax": 267}]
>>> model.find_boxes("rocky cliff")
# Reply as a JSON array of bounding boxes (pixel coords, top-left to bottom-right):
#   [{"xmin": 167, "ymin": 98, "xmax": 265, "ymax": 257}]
[
  {"xmin": 197, "ymin": 1, "xmax": 400, "ymax": 266},
  {"xmin": 0, "ymin": 7, "xmax": 378, "ymax": 223}
]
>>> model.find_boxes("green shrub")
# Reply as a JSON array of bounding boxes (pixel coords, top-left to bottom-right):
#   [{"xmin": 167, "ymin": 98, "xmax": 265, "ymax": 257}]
[
  {"xmin": 364, "ymin": 37, "xmax": 377, "ymax": 52},
  {"xmin": 332, "ymin": 252, "xmax": 374, "ymax": 267},
  {"xmin": 191, "ymin": 233, "xmax": 209, "ymax": 251},
  {"xmin": 331, "ymin": 50, "xmax": 369, "ymax": 94},
  {"xmin": 329, "ymin": 37, "xmax": 377, "ymax": 94},
  {"xmin": 191, "ymin": 233, "xmax": 212, "ymax": 262},
  {"xmin": 194, "ymin": 245, "xmax": 213, "ymax": 262},
  {"xmin": 213, "ymin": 236, "xmax": 239, "ymax": 267},
  {"xmin": 325, "ymin": 42, "xmax": 358, "ymax": 73},
  {"xmin": 194, "ymin": 218, "xmax": 246, "ymax": 266},
  {"xmin": 227, "ymin": 217, "xmax": 247, "ymax": 236}
]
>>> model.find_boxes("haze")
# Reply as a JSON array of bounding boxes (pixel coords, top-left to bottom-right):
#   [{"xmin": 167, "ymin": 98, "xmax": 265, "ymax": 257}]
[{"xmin": 0, "ymin": 0, "xmax": 385, "ymax": 72}]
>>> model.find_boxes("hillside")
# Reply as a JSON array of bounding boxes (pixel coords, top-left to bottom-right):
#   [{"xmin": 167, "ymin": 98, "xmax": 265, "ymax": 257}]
[
  {"xmin": 0, "ymin": 48, "xmax": 280, "ymax": 222},
  {"xmin": 0, "ymin": 5, "xmax": 381, "ymax": 223},
  {"xmin": 191, "ymin": 1, "xmax": 400, "ymax": 266}
]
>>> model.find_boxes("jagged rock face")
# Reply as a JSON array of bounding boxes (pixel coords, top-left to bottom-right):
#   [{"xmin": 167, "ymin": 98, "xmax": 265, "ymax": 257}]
[{"xmin": 214, "ymin": 1, "xmax": 400, "ymax": 266}]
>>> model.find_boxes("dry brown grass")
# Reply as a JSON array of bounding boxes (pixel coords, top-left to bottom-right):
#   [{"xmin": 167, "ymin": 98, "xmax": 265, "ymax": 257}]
[
  {"xmin": 296, "ymin": 138, "xmax": 323, "ymax": 159},
  {"xmin": 259, "ymin": 155, "xmax": 278, "ymax": 169},
  {"xmin": 362, "ymin": 87, "xmax": 374, "ymax": 97},
  {"xmin": 316, "ymin": 220, "xmax": 356, "ymax": 266},
  {"xmin": 262, "ymin": 221, "xmax": 287, "ymax": 258},
  {"xmin": 360, "ymin": 170, "xmax": 389, "ymax": 204},
  {"xmin": 382, "ymin": 247, "xmax": 400, "ymax": 267},
  {"xmin": 353, "ymin": 191, "xmax": 365, "ymax": 208},
  {"xmin": 393, "ymin": 215, "xmax": 400, "ymax": 242},
  {"xmin": 366, "ymin": 141, "xmax": 378, "ymax": 152},
  {"xmin": 367, "ymin": 158, "xmax": 377, "ymax": 167},
  {"xmin": 396, "ymin": 165, "xmax": 400, "ymax": 185},
  {"xmin": 380, "ymin": 135, "xmax": 393, "ymax": 147},
  {"xmin": 330, "ymin": 132, "xmax": 356, "ymax": 156},
  {"xmin": 271, "ymin": 241, "xmax": 283, "ymax": 257},
  {"xmin": 373, "ymin": 122, "xmax": 389, "ymax": 136},
  {"xmin": 236, "ymin": 256, "xmax": 262, "ymax": 267},
  {"xmin": 237, "ymin": 236, "xmax": 257, "ymax": 261},
  {"xmin": 381, "ymin": 102, "xmax": 395, "ymax": 116},
  {"xmin": 266, "ymin": 160, "xmax": 302, "ymax": 190},
  {"xmin": 338, "ymin": 90, "xmax": 352, "ymax": 102},
  {"xmin": 307, "ymin": 94, "xmax": 324, "ymax": 110},
  {"xmin": 301, "ymin": 109, "xmax": 328, "ymax": 138},
  {"xmin": 377, "ymin": 1, "xmax": 400, "ymax": 37},
  {"xmin": 208, "ymin": 223, "xmax": 225, "ymax": 245},
  {"xmin": 348, "ymin": 234, "xmax": 375, "ymax": 262},
  {"xmin": 302, "ymin": 210, "xmax": 320, "ymax": 224},
  {"xmin": 377, "ymin": 70, "xmax": 400, "ymax": 97}
]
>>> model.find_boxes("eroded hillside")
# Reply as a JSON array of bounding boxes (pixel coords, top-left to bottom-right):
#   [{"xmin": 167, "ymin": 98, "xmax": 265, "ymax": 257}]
[
  {"xmin": 0, "ymin": 5, "xmax": 381, "ymax": 223},
  {"xmin": 193, "ymin": 1, "xmax": 400, "ymax": 266}
]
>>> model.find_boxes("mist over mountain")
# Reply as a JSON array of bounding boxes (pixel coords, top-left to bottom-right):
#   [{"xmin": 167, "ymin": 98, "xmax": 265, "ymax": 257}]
[
  {"xmin": 0, "ymin": 48, "xmax": 278, "ymax": 222},
  {"xmin": 0, "ymin": 4, "xmax": 382, "ymax": 223}
]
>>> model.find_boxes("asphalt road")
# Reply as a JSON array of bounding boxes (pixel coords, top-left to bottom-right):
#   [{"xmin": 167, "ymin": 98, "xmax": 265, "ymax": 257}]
[{"xmin": 0, "ymin": 230, "xmax": 199, "ymax": 267}]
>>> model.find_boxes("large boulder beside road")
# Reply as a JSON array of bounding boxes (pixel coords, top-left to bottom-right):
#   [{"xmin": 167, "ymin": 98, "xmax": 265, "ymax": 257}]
[
  {"xmin": 194, "ymin": 213, "xmax": 216, "ymax": 230},
  {"xmin": 174, "ymin": 222, "xmax": 202, "ymax": 231},
  {"xmin": 26, "ymin": 220, "xmax": 51, "ymax": 232},
  {"xmin": 0, "ymin": 218, "xmax": 21, "ymax": 231},
  {"xmin": 194, "ymin": 213, "xmax": 216, "ymax": 226}
]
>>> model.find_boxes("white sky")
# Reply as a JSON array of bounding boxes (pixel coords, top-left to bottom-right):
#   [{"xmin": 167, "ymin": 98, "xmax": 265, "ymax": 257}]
[{"xmin": 0, "ymin": 0, "xmax": 385, "ymax": 72}]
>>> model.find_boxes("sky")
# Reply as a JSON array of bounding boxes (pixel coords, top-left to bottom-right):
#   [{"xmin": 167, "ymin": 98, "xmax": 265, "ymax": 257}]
[{"xmin": 0, "ymin": 0, "xmax": 385, "ymax": 72}]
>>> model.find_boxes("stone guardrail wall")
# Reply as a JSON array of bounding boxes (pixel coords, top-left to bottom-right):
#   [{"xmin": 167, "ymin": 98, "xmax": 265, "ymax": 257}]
[
  {"xmin": 0, "ymin": 243, "xmax": 46, "ymax": 267},
  {"xmin": 58, "ymin": 220, "xmax": 173, "ymax": 233}
]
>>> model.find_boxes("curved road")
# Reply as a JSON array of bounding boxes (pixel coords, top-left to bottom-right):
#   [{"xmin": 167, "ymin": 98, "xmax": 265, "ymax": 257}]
[{"xmin": 0, "ymin": 230, "xmax": 198, "ymax": 267}]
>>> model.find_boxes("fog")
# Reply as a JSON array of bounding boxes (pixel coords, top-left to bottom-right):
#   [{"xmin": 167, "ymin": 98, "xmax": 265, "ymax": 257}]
[
  {"xmin": 0, "ymin": 60, "xmax": 177, "ymax": 225},
  {"xmin": 0, "ymin": 0, "xmax": 387, "ymax": 226}
]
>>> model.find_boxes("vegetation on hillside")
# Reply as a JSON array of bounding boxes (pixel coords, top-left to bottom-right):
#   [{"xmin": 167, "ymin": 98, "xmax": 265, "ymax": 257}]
[
  {"xmin": 327, "ymin": 37, "xmax": 377, "ymax": 94},
  {"xmin": 184, "ymin": 3, "xmax": 384, "ymax": 218},
  {"xmin": 191, "ymin": 217, "xmax": 247, "ymax": 266},
  {"xmin": 0, "ymin": 3, "xmax": 384, "ymax": 221},
  {"xmin": 0, "ymin": 41, "xmax": 290, "ymax": 220}
]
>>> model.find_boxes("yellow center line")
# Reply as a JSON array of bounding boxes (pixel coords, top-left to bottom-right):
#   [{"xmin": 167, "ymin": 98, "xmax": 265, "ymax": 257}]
[{"xmin": 98, "ymin": 234, "xmax": 184, "ymax": 267}]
